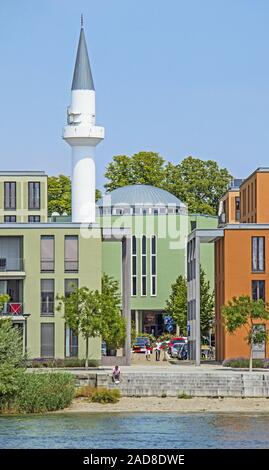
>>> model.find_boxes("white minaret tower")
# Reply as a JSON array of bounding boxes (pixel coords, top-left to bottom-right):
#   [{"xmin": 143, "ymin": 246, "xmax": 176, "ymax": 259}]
[{"xmin": 63, "ymin": 17, "xmax": 104, "ymax": 223}]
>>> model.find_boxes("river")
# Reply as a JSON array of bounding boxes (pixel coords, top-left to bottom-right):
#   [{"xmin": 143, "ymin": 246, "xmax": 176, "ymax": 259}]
[{"xmin": 0, "ymin": 412, "xmax": 269, "ymax": 448}]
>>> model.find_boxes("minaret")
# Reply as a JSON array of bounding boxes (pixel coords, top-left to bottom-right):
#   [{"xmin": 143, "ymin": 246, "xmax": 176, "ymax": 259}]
[{"xmin": 63, "ymin": 17, "xmax": 104, "ymax": 223}]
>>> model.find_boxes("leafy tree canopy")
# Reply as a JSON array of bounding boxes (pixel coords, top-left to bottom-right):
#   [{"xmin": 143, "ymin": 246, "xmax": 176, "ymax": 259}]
[
  {"xmin": 200, "ymin": 267, "xmax": 215, "ymax": 335},
  {"xmin": 165, "ymin": 275, "xmax": 187, "ymax": 336},
  {"xmin": 104, "ymin": 152, "xmax": 232, "ymax": 215},
  {"xmin": 0, "ymin": 317, "xmax": 24, "ymax": 368},
  {"xmin": 48, "ymin": 175, "xmax": 102, "ymax": 216},
  {"xmin": 222, "ymin": 295, "xmax": 269, "ymax": 371}
]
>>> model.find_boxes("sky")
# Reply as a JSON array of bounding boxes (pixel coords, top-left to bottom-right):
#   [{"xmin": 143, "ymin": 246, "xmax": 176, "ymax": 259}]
[{"xmin": 1, "ymin": 0, "xmax": 269, "ymax": 190}]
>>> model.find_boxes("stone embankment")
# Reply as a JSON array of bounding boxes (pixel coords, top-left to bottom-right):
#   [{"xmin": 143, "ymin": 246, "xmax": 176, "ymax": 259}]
[{"xmin": 74, "ymin": 369, "xmax": 269, "ymax": 398}]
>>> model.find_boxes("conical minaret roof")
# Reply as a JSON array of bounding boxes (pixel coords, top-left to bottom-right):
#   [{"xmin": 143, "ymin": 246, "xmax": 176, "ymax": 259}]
[{"xmin": 71, "ymin": 24, "xmax": 95, "ymax": 91}]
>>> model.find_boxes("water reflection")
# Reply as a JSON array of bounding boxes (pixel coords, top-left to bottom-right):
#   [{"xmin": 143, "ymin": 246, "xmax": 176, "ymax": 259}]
[{"xmin": 0, "ymin": 413, "xmax": 269, "ymax": 449}]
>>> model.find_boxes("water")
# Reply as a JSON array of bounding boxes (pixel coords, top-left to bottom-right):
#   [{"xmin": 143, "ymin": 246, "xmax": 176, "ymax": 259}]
[{"xmin": 0, "ymin": 412, "xmax": 269, "ymax": 449}]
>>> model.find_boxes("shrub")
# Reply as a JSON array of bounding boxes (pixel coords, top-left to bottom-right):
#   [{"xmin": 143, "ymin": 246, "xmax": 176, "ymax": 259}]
[
  {"xmin": 0, "ymin": 366, "xmax": 25, "ymax": 411},
  {"xmin": 222, "ymin": 357, "xmax": 269, "ymax": 369},
  {"xmin": 75, "ymin": 385, "xmax": 95, "ymax": 398},
  {"xmin": 27, "ymin": 358, "xmax": 100, "ymax": 368},
  {"xmin": 0, "ymin": 319, "xmax": 25, "ymax": 367},
  {"xmin": 90, "ymin": 387, "xmax": 120, "ymax": 404},
  {"xmin": 178, "ymin": 393, "xmax": 192, "ymax": 399},
  {"xmin": 1, "ymin": 372, "xmax": 75, "ymax": 414}
]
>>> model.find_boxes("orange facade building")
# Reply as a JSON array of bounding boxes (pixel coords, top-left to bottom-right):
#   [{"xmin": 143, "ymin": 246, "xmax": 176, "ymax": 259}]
[{"xmin": 188, "ymin": 168, "xmax": 269, "ymax": 364}]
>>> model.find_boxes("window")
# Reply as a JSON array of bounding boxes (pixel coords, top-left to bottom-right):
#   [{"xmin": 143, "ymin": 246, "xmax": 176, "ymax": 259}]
[
  {"xmin": 65, "ymin": 325, "xmax": 78, "ymax": 357},
  {"xmin": 131, "ymin": 236, "xmax": 137, "ymax": 296},
  {"xmin": 4, "ymin": 182, "xmax": 16, "ymax": 210},
  {"xmin": 141, "ymin": 235, "xmax": 147, "ymax": 296},
  {"xmin": 65, "ymin": 278, "xmax": 78, "ymax": 296},
  {"xmin": 64, "ymin": 236, "xmax": 79, "ymax": 272},
  {"xmin": 4, "ymin": 215, "xmax": 16, "ymax": 223},
  {"xmin": 28, "ymin": 215, "xmax": 40, "ymax": 223},
  {"xmin": 253, "ymin": 324, "xmax": 266, "ymax": 359},
  {"xmin": 28, "ymin": 182, "xmax": 40, "ymax": 209},
  {"xmin": 41, "ymin": 279, "xmax": 54, "ymax": 316},
  {"xmin": 235, "ymin": 197, "xmax": 240, "ymax": 221},
  {"xmin": 41, "ymin": 236, "xmax": 54, "ymax": 272},
  {"xmin": 252, "ymin": 280, "xmax": 265, "ymax": 301},
  {"xmin": 151, "ymin": 235, "xmax": 157, "ymax": 296},
  {"xmin": 252, "ymin": 237, "xmax": 265, "ymax": 272},
  {"xmin": 191, "ymin": 221, "xmax": 197, "ymax": 232},
  {"xmin": 41, "ymin": 323, "xmax": 55, "ymax": 357}
]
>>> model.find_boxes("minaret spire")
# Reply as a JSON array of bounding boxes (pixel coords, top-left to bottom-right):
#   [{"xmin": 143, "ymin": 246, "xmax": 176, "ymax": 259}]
[
  {"xmin": 63, "ymin": 22, "xmax": 105, "ymax": 224},
  {"xmin": 81, "ymin": 14, "xmax": 83, "ymax": 28}
]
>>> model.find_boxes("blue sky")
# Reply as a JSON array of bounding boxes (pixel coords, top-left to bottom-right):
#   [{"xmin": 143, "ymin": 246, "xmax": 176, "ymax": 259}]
[{"xmin": 1, "ymin": 0, "xmax": 269, "ymax": 190}]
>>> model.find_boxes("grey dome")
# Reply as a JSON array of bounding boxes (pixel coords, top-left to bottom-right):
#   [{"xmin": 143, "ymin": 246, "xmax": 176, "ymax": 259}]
[{"xmin": 97, "ymin": 185, "xmax": 186, "ymax": 215}]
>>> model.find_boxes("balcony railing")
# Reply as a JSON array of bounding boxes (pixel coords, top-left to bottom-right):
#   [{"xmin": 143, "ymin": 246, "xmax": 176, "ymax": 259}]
[
  {"xmin": 41, "ymin": 301, "xmax": 54, "ymax": 316},
  {"xmin": 0, "ymin": 258, "xmax": 24, "ymax": 272},
  {"xmin": 0, "ymin": 302, "xmax": 23, "ymax": 316},
  {"xmin": 41, "ymin": 260, "xmax": 55, "ymax": 272},
  {"xmin": 64, "ymin": 260, "xmax": 79, "ymax": 272}
]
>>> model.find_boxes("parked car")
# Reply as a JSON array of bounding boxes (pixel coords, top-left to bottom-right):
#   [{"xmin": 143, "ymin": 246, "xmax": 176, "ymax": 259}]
[
  {"xmin": 168, "ymin": 337, "xmax": 187, "ymax": 355},
  {"xmin": 132, "ymin": 336, "xmax": 152, "ymax": 353},
  {"xmin": 177, "ymin": 343, "xmax": 188, "ymax": 360},
  {"xmin": 170, "ymin": 342, "xmax": 185, "ymax": 358}
]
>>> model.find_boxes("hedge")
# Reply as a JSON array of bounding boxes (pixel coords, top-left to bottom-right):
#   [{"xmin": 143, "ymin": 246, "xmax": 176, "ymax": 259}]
[
  {"xmin": 0, "ymin": 371, "xmax": 75, "ymax": 414},
  {"xmin": 222, "ymin": 357, "xmax": 269, "ymax": 369}
]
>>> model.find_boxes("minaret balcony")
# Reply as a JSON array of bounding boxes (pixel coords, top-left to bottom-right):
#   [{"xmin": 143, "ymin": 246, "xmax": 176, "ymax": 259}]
[{"xmin": 63, "ymin": 124, "xmax": 105, "ymax": 146}]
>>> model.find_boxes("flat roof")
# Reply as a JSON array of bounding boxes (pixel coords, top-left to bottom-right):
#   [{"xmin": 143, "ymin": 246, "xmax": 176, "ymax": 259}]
[{"xmin": 0, "ymin": 171, "xmax": 47, "ymax": 176}]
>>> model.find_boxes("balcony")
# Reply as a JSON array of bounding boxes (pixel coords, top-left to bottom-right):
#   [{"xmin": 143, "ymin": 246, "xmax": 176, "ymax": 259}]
[
  {"xmin": 0, "ymin": 258, "xmax": 25, "ymax": 275},
  {"xmin": 64, "ymin": 260, "xmax": 78, "ymax": 273},
  {"xmin": 0, "ymin": 302, "xmax": 24, "ymax": 317},
  {"xmin": 41, "ymin": 260, "xmax": 54, "ymax": 272},
  {"xmin": 41, "ymin": 301, "xmax": 54, "ymax": 316}
]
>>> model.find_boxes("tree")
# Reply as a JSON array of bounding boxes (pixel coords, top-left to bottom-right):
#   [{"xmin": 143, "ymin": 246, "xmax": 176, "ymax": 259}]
[
  {"xmin": 200, "ymin": 267, "xmax": 215, "ymax": 336},
  {"xmin": 165, "ymin": 275, "xmax": 187, "ymax": 335},
  {"xmin": 104, "ymin": 152, "xmax": 166, "ymax": 192},
  {"xmin": 104, "ymin": 153, "xmax": 232, "ymax": 215},
  {"xmin": 57, "ymin": 287, "xmax": 101, "ymax": 368},
  {"xmin": 165, "ymin": 157, "xmax": 232, "ymax": 215},
  {"xmin": 222, "ymin": 295, "xmax": 269, "ymax": 372},
  {"xmin": 100, "ymin": 274, "xmax": 126, "ymax": 355},
  {"xmin": 48, "ymin": 175, "xmax": 71, "ymax": 216},
  {"xmin": 48, "ymin": 175, "xmax": 102, "ymax": 216}
]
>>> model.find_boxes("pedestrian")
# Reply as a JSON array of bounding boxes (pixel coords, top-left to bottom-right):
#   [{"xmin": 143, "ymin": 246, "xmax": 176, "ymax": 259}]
[
  {"xmin": 155, "ymin": 339, "xmax": 162, "ymax": 361},
  {"xmin": 145, "ymin": 345, "xmax": 151, "ymax": 361}
]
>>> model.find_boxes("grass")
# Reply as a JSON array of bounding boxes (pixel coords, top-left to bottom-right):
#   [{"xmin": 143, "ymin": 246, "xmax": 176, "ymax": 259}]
[{"xmin": 178, "ymin": 393, "xmax": 192, "ymax": 399}]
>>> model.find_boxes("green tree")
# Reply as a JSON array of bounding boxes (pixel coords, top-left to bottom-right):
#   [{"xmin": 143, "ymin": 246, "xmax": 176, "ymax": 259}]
[
  {"xmin": 222, "ymin": 295, "xmax": 269, "ymax": 372},
  {"xmin": 57, "ymin": 287, "xmax": 101, "ymax": 368},
  {"xmin": 166, "ymin": 157, "xmax": 232, "ymax": 215},
  {"xmin": 104, "ymin": 152, "xmax": 166, "ymax": 192},
  {"xmin": 100, "ymin": 274, "xmax": 126, "ymax": 354},
  {"xmin": 48, "ymin": 175, "xmax": 71, "ymax": 215},
  {"xmin": 48, "ymin": 175, "xmax": 102, "ymax": 215},
  {"xmin": 104, "ymin": 153, "xmax": 232, "ymax": 215},
  {"xmin": 200, "ymin": 267, "xmax": 215, "ymax": 336},
  {"xmin": 165, "ymin": 275, "xmax": 187, "ymax": 335}
]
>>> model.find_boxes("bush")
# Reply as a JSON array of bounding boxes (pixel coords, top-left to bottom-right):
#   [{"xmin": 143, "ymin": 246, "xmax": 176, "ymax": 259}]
[
  {"xmin": 222, "ymin": 357, "xmax": 269, "ymax": 369},
  {"xmin": 0, "ymin": 372, "xmax": 75, "ymax": 413},
  {"xmin": 27, "ymin": 358, "xmax": 100, "ymax": 368},
  {"xmin": 0, "ymin": 319, "xmax": 25, "ymax": 367},
  {"xmin": 178, "ymin": 393, "xmax": 192, "ymax": 399},
  {"xmin": 75, "ymin": 385, "xmax": 95, "ymax": 398},
  {"xmin": 0, "ymin": 366, "xmax": 25, "ymax": 411},
  {"xmin": 90, "ymin": 387, "xmax": 120, "ymax": 404}
]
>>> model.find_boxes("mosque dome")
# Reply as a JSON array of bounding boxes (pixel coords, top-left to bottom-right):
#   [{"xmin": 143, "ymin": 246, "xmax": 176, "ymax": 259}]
[{"xmin": 97, "ymin": 184, "xmax": 187, "ymax": 216}]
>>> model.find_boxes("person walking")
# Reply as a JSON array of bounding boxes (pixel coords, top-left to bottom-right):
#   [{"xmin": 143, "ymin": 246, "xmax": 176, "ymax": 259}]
[
  {"xmin": 145, "ymin": 345, "xmax": 151, "ymax": 361},
  {"xmin": 155, "ymin": 339, "xmax": 161, "ymax": 361}
]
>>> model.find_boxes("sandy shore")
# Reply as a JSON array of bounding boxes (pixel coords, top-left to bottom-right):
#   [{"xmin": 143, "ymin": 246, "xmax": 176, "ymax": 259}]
[{"xmin": 62, "ymin": 396, "xmax": 269, "ymax": 414}]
